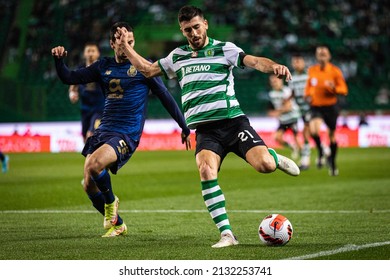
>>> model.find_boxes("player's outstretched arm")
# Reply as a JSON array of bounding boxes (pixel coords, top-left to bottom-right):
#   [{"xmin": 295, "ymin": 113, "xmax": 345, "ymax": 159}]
[
  {"xmin": 51, "ymin": 46, "xmax": 99, "ymax": 85},
  {"xmin": 243, "ymin": 55, "xmax": 292, "ymax": 82},
  {"xmin": 115, "ymin": 27, "xmax": 162, "ymax": 78}
]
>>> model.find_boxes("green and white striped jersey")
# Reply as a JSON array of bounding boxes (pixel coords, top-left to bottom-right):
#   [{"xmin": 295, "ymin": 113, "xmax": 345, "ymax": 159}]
[
  {"xmin": 288, "ymin": 71, "xmax": 310, "ymax": 113},
  {"xmin": 268, "ymin": 86, "xmax": 301, "ymax": 125},
  {"xmin": 158, "ymin": 38, "xmax": 245, "ymax": 129}
]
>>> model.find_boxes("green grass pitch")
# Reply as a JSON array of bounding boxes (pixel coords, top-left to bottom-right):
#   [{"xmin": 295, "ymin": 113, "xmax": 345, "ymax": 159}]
[{"xmin": 0, "ymin": 148, "xmax": 389, "ymax": 260}]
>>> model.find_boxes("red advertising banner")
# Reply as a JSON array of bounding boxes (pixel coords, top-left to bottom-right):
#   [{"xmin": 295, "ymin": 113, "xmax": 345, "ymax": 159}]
[
  {"xmin": 0, "ymin": 116, "xmax": 386, "ymax": 153},
  {"xmin": 138, "ymin": 128, "xmax": 359, "ymax": 151},
  {"xmin": 0, "ymin": 135, "xmax": 51, "ymax": 153},
  {"xmin": 138, "ymin": 132, "xmax": 196, "ymax": 151}
]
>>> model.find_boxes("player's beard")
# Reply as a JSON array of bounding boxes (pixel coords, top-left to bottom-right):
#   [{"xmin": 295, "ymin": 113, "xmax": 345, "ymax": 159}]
[
  {"xmin": 117, "ymin": 52, "xmax": 128, "ymax": 62},
  {"xmin": 190, "ymin": 34, "xmax": 206, "ymax": 50}
]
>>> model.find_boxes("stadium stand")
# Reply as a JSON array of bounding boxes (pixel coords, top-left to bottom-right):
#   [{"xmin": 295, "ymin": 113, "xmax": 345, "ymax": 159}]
[{"xmin": 0, "ymin": 0, "xmax": 389, "ymax": 122}]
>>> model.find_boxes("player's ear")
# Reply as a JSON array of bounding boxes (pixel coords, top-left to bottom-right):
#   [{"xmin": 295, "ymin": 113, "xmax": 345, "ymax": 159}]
[
  {"xmin": 179, "ymin": 23, "xmax": 184, "ymax": 34},
  {"xmin": 204, "ymin": 19, "xmax": 208, "ymax": 30},
  {"xmin": 109, "ymin": 40, "xmax": 115, "ymax": 50}
]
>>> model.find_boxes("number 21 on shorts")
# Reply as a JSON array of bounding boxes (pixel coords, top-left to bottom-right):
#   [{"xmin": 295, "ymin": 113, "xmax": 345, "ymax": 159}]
[{"xmin": 238, "ymin": 129, "xmax": 255, "ymax": 142}]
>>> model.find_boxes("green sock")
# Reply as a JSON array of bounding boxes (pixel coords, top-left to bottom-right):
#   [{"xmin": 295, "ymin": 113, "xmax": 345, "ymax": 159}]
[
  {"xmin": 201, "ymin": 179, "xmax": 232, "ymax": 235},
  {"xmin": 268, "ymin": 148, "xmax": 279, "ymax": 168}
]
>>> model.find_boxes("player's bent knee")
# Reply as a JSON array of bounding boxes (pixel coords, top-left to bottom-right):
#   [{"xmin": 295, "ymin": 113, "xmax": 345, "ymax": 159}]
[
  {"xmin": 82, "ymin": 174, "xmax": 100, "ymax": 194},
  {"xmin": 252, "ymin": 155, "xmax": 276, "ymax": 173},
  {"xmin": 82, "ymin": 178, "xmax": 92, "ymax": 193},
  {"xmin": 85, "ymin": 156, "xmax": 105, "ymax": 177},
  {"xmin": 198, "ymin": 161, "xmax": 217, "ymax": 180}
]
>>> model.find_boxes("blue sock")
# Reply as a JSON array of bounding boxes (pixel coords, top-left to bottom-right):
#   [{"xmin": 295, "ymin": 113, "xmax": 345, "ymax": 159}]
[
  {"xmin": 91, "ymin": 169, "xmax": 115, "ymax": 204},
  {"xmin": 88, "ymin": 191, "xmax": 105, "ymax": 215},
  {"xmin": 87, "ymin": 191, "xmax": 123, "ymax": 225},
  {"xmin": 116, "ymin": 215, "xmax": 123, "ymax": 226}
]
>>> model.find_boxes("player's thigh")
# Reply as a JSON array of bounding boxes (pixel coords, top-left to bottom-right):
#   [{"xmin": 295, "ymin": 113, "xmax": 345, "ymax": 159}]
[
  {"xmin": 303, "ymin": 121, "xmax": 311, "ymax": 137},
  {"xmin": 275, "ymin": 129, "xmax": 284, "ymax": 141},
  {"xmin": 310, "ymin": 117, "xmax": 322, "ymax": 135},
  {"xmin": 245, "ymin": 145, "xmax": 276, "ymax": 173},
  {"xmin": 323, "ymin": 107, "xmax": 338, "ymax": 132},
  {"xmin": 195, "ymin": 149, "xmax": 221, "ymax": 180},
  {"xmin": 86, "ymin": 144, "xmax": 117, "ymax": 173}
]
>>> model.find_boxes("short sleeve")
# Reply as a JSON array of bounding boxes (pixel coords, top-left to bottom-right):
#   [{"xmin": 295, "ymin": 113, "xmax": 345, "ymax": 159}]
[
  {"xmin": 158, "ymin": 50, "xmax": 177, "ymax": 80},
  {"xmin": 223, "ymin": 42, "xmax": 245, "ymax": 68},
  {"xmin": 283, "ymin": 87, "xmax": 293, "ymax": 99}
]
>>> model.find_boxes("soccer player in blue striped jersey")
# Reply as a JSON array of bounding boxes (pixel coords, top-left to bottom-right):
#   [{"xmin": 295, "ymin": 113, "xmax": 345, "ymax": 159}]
[
  {"xmin": 51, "ymin": 22, "xmax": 190, "ymax": 238},
  {"xmin": 115, "ymin": 6, "xmax": 300, "ymax": 248}
]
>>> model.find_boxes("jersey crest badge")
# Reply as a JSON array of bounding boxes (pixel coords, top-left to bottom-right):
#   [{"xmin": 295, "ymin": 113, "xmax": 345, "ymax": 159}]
[
  {"xmin": 204, "ymin": 49, "xmax": 214, "ymax": 57},
  {"xmin": 105, "ymin": 70, "xmax": 112, "ymax": 75},
  {"xmin": 127, "ymin": 65, "xmax": 137, "ymax": 77}
]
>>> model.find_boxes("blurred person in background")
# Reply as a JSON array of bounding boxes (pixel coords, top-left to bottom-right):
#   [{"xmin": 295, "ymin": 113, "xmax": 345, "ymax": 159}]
[
  {"xmin": 288, "ymin": 54, "xmax": 311, "ymax": 170},
  {"xmin": 0, "ymin": 151, "xmax": 9, "ymax": 173},
  {"xmin": 68, "ymin": 43, "xmax": 105, "ymax": 142},
  {"xmin": 305, "ymin": 45, "xmax": 348, "ymax": 176},
  {"xmin": 268, "ymin": 74, "xmax": 301, "ymax": 160}
]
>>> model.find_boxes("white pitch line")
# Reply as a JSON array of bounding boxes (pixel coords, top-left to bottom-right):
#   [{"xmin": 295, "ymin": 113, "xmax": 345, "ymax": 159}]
[
  {"xmin": 0, "ymin": 209, "xmax": 390, "ymax": 214},
  {"xmin": 285, "ymin": 241, "xmax": 390, "ymax": 260}
]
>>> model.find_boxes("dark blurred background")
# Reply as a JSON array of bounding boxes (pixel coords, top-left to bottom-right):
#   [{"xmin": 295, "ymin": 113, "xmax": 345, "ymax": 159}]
[{"xmin": 0, "ymin": 0, "xmax": 389, "ymax": 123}]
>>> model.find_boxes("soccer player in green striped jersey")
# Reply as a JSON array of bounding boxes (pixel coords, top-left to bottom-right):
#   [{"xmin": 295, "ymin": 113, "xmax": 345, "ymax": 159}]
[
  {"xmin": 115, "ymin": 5, "xmax": 300, "ymax": 248},
  {"xmin": 289, "ymin": 54, "xmax": 311, "ymax": 169}
]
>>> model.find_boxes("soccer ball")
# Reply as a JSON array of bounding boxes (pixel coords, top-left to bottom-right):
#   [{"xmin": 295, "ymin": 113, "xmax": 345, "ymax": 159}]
[{"xmin": 258, "ymin": 214, "xmax": 293, "ymax": 246}]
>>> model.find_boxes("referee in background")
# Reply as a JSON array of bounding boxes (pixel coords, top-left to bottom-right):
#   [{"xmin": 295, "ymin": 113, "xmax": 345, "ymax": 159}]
[{"xmin": 305, "ymin": 45, "xmax": 348, "ymax": 176}]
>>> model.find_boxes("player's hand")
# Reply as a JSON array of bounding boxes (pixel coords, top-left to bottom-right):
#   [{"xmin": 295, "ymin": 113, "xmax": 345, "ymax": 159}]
[
  {"xmin": 324, "ymin": 80, "xmax": 336, "ymax": 94},
  {"xmin": 272, "ymin": 64, "xmax": 292, "ymax": 82},
  {"xmin": 304, "ymin": 95, "xmax": 312, "ymax": 104},
  {"xmin": 114, "ymin": 27, "xmax": 124, "ymax": 44},
  {"xmin": 69, "ymin": 90, "xmax": 79, "ymax": 103},
  {"xmin": 115, "ymin": 27, "xmax": 131, "ymax": 48},
  {"xmin": 181, "ymin": 131, "xmax": 191, "ymax": 151},
  {"xmin": 51, "ymin": 46, "xmax": 68, "ymax": 58}
]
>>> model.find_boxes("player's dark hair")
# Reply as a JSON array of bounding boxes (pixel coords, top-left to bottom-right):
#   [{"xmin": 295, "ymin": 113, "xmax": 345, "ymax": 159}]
[
  {"xmin": 110, "ymin": 22, "xmax": 133, "ymax": 42},
  {"xmin": 84, "ymin": 42, "xmax": 99, "ymax": 49},
  {"xmin": 316, "ymin": 44, "xmax": 331, "ymax": 53},
  {"xmin": 178, "ymin": 6, "xmax": 204, "ymax": 22},
  {"xmin": 291, "ymin": 52, "xmax": 303, "ymax": 58}
]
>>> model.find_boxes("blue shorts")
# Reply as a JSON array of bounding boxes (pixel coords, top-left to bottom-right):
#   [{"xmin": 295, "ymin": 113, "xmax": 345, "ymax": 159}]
[
  {"xmin": 81, "ymin": 110, "xmax": 103, "ymax": 138},
  {"xmin": 82, "ymin": 130, "xmax": 138, "ymax": 174}
]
